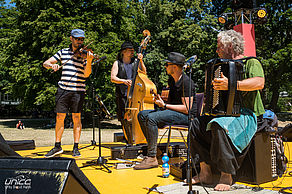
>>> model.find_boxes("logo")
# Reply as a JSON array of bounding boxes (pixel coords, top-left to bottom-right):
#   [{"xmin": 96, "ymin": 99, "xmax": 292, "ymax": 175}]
[{"xmin": 4, "ymin": 175, "xmax": 31, "ymax": 193}]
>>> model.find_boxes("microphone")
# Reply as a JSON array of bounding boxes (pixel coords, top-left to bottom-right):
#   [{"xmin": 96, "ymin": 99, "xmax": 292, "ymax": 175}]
[
  {"xmin": 186, "ymin": 55, "xmax": 197, "ymax": 67},
  {"xmin": 93, "ymin": 56, "xmax": 107, "ymax": 65},
  {"xmin": 184, "ymin": 55, "xmax": 197, "ymax": 70}
]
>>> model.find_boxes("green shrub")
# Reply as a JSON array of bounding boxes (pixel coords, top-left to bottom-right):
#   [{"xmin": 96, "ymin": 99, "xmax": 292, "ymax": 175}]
[{"xmin": 278, "ymin": 97, "xmax": 292, "ymax": 112}]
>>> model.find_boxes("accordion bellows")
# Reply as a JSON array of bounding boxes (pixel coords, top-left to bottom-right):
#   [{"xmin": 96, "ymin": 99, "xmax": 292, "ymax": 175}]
[{"xmin": 203, "ymin": 58, "xmax": 244, "ymax": 116}]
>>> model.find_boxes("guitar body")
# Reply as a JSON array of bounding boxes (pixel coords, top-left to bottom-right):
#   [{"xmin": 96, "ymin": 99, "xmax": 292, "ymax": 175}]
[{"xmin": 123, "ymin": 70, "xmax": 157, "ymax": 144}]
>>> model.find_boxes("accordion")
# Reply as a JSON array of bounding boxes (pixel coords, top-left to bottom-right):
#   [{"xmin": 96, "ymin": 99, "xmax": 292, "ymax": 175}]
[{"xmin": 203, "ymin": 58, "xmax": 244, "ymax": 116}]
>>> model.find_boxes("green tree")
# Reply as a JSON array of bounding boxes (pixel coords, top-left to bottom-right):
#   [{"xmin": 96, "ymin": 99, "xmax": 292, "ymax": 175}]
[
  {"xmin": 210, "ymin": 0, "xmax": 292, "ymax": 112},
  {"xmin": 0, "ymin": 0, "xmax": 218, "ymax": 117},
  {"xmin": 0, "ymin": 0, "xmax": 17, "ymax": 94},
  {"xmin": 131, "ymin": 0, "xmax": 218, "ymax": 92},
  {"xmin": 255, "ymin": 0, "xmax": 292, "ymax": 111}
]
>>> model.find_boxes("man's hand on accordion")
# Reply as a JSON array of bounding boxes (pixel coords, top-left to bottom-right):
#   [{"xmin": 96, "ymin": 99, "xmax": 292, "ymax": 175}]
[{"xmin": 212, "ymin": 72, "xmax": 228, "ymax": 90}]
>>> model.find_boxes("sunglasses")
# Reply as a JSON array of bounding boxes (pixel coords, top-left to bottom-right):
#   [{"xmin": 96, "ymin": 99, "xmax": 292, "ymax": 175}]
[
  {"xmin": 165, "ymin": 63, "xmax": 174, "ymax": 67},
  {"xmin": 74, "ymin": 37, "xmax": 85, "ymax": 41}
]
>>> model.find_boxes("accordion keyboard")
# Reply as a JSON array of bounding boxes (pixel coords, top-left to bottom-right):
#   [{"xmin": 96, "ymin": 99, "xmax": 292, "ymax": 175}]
[
  {"xmin": 213, "ymin": 66, "xmax": 221, "ymax": 109},
  {"xmin": 271, "ymin": 136, "xmax": 278, "ymax": 178}
]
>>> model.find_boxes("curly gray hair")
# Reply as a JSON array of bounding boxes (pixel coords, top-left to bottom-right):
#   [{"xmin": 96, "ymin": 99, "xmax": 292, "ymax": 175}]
[{"xmin": 218, "ymin": 30, "xmax": 245, "ymax": 56}]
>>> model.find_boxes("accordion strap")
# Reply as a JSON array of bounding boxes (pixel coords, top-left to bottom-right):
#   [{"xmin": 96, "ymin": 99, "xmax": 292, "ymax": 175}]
[
  {"xmin": 238, "ymin": 56, "xmax": 261, "ymax": 64},
  {"xmin": 227, "ymin": 61, "xmax": 237, "ymax": 115}
]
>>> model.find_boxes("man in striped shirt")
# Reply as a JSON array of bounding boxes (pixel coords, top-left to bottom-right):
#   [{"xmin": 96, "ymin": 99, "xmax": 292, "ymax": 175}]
[{"xmin": 43, "ymin": 29, "xmax": 94, "ymax": 157}]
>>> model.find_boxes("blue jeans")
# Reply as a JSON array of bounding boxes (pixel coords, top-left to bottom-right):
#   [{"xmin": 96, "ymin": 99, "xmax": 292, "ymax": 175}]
[{"xmin": 138, "ymin": 109, "xmax": 189, "ymax": 157}]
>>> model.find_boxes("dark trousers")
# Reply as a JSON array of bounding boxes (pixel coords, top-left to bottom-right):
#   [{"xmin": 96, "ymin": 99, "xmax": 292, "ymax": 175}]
[
  {"xmin": 115, "ymin": 92, "xmax": 127, "ymax": 121},
  {"xmin": 138, "ymin": 109, "xmax": 190, "ymax": 157},
  {"xmin": 190, "ymin": 115, "xmax": 263, "ymax": 175}
]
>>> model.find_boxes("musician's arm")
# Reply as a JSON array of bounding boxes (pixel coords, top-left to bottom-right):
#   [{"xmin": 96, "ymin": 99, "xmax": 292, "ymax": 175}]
[
  {"xmin": 84, "ymin": 52, "xmax": 94, "ymax": 78},
  {"xmin": 237, "ymin": 77, "xmax": 265, "ymax": 91},
  {"xmin": 155, "ymin": 95, "xmax": 193, "ymax": 115},
  {"xmin": 43, "ymin": 57, "xmax": 59, "ymax": 71},
  {"xmin": 137, "ymin": 53, "xmax": 147, "ymax": 74},
  {"xmin": 213, "ymin": 73, "xmax": 264, "ymax": 91},
  {"xmin": 111, "ymin": 61, "xmax": 132, "ymax": 86}
]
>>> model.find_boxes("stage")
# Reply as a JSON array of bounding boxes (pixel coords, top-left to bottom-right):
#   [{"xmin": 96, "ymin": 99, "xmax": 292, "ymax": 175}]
[{"xmin": 13, "ymin": 140, "xmax": 292, "ymax": 194}]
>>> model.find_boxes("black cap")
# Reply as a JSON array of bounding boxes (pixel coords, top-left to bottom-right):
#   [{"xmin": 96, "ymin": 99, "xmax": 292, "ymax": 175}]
[
  {"xmin": 164, "ymin": 52, "xmax": 185, "ymax": 66},
  {"xmin": 120, "ymin": 41, "xmax": 134, "ymax": 51}
]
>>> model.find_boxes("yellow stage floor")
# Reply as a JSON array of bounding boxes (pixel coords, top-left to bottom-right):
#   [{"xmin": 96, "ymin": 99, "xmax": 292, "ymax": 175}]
[{"xmin": 16, "ymin": 141, "xmax": 292, "ymax": 194}]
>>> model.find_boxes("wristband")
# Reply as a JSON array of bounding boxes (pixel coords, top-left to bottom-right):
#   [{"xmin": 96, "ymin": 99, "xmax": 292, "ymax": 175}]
[{"xmin": 164, "ymin": 104, "xmax": 167, "ymax": 110}]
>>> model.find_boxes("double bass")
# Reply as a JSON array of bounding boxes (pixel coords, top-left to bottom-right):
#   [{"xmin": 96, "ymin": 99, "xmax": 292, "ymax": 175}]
[{"xmin": 123, "ymin": 30, "xmax": 157, "ymax": 144}]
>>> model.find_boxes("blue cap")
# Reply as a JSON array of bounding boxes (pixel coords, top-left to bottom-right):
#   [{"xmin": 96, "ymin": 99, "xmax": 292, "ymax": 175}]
[{"xmin": 71, "ymin": 29, "xmax": 85, "ymax": 38}]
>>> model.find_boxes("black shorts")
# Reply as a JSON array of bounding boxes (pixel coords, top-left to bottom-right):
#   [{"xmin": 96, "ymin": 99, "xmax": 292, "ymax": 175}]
[{"xmin": 55, "ymin": 87, "xmax": 85, "ymax": 113}]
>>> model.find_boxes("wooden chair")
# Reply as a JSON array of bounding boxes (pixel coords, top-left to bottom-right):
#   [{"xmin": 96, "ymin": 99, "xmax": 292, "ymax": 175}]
[{"xmin": 160, "ymin": 93, "xmax": 204, "ymax": 154}]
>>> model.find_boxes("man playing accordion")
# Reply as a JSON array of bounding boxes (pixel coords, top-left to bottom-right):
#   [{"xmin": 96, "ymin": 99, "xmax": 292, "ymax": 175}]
[{"xmin": 189, "ymin": 30, "xmax": 265, "ymax": 191}]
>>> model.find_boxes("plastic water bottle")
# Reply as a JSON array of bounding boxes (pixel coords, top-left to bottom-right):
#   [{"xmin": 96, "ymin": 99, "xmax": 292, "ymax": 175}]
[{"xmin": 162, "ymin": 153, "xmax": 170, "ymax": 178}]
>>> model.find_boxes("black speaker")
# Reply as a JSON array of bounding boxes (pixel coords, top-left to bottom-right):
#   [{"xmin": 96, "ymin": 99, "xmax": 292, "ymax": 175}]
[
  {"xmin": 0, "ymin": 157, "xmax": 99, "ymax": 194},
  {"xmin": 6, "ymin": 140, "xmax": 36, "ymax": 151},
  {"xmin": 236, "ymin": 132, "xmax": 278, "ymax": 184},
  {"xmin": 0, "ymin": 133, "xmax": 21, "ymax": 157},
  {"xmin": 232, "ymin": 0, "xmax": 256, "ymax": 10}
]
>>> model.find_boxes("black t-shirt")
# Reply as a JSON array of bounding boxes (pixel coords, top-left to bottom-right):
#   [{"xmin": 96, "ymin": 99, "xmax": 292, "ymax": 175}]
[{"xmin": 168, "ymin": 72, "xmax": 197, "ymax": 116}]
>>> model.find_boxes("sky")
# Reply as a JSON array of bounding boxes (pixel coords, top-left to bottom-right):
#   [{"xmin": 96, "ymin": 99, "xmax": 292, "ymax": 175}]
[{"xmin": 4, "ymin": 0, "xmax": 15, "ymax": 7}]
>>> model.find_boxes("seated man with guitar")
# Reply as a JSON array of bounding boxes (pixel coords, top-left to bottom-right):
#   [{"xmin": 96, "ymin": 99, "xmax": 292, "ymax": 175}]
[
  {"xmin": 189, "ymin": 30, "xmax": 265, "ymax": 191},
  {"xmin": 134, "ymin": 52, "xmax": 197, "ymax": 170}
]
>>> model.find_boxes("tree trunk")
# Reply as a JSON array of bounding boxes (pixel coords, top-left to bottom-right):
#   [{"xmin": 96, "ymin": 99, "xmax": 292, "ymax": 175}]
[{"xmin": 269, "ymin": 85, "xmax": 280, "ymax": 112}]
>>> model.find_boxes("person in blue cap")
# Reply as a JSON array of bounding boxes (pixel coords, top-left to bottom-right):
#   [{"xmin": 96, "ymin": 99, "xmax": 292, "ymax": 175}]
[{"xmin": 43, "ymin": 29, "xmax": 94, "ymax": 158}]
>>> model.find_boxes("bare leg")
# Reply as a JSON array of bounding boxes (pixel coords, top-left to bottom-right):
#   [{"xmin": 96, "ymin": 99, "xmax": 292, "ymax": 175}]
[
  {"xmin": 72, "ymin": 113, "xmax": 82, "ymax": 143},
  {"xmin": 214, "ymin": 172, "xmax": 233, "ymax": 191},
  {"xmin": 55, "ymin": 113, "xmax": 66, "ymax": 142},
  {"xmin": 185, "ymin": 162, "xmax": 213, "ymax": 184}
]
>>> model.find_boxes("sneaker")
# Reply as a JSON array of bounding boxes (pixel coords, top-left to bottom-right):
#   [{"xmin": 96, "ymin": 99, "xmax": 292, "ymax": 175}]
[
  {"xmin": 133, "ymin": 156, "xmax": 158, "ymax": 170},
  {"xmin": 72, "ymin": 148, "xmax": 81, "ymax": 157},
  {"xmin": 44, "ymin": 147, "xmax": 63, "ymax": 158}
]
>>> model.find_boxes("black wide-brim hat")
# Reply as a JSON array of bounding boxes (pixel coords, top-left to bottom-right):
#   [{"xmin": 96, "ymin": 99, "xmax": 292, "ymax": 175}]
[
  {"xmin": 120, "ymin": 41, "xmax": 134, "ymax": 51},
  {"xmin": 164, "ymin": 52, "xmax": 186, "ymax": 66}
]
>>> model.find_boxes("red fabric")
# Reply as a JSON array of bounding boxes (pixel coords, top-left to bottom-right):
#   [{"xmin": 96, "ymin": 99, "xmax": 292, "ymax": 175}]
[{"xmin": 233, "ymin": 24, "xmax": 256, "ymax": 57}]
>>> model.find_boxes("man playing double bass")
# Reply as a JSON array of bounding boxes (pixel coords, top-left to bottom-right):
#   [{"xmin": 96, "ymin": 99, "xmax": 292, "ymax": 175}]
[
  {"xmin": 111, "ymin": 42, "xmax": 146, "ymax": 132},
  {"xmin": 134, "ymin": 52, "xmax": 197, "ymax": 170}
]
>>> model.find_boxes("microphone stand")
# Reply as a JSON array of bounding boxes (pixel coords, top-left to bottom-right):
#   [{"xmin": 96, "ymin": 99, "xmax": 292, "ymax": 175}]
[
  {"xmin": 79, "ymin": 57, "xmax": 108, "ymax": 150},
  {"xmin": 185, "ymin": 62, "xmax": 199, "ymax": 194},
  {"xmin": 79, "ymin": 58, "xmax": 112, "ymax": 173},
  {"xmin": 79, "ymin": 61, "xmax": 100, "ymax": 150}
]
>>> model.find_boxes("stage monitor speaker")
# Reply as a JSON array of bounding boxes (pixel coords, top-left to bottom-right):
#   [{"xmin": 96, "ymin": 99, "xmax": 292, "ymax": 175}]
[
  {"xmin": 0, "ymin": 157, "xmax": 99, "ymax": 194},
  {"xmin": 236, "ymin": 132, "xmax": 278, "ymax": 184},
  {"xmin": 6, "ymin": 140, "xmax": 36, "ymax": 151},
  {"xmin": 0, "ymin": 132, "xmax": 21, "ymax": 157}
]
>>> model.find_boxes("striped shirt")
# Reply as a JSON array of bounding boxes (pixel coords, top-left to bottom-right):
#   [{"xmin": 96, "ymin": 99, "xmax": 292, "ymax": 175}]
[{"xmin": 53, "ymin": 45, "xmax": 87, "ymax": 92}]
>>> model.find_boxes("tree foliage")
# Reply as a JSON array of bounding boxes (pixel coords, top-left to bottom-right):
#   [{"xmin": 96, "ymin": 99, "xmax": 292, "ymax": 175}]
[
  {"xmin": 0, "ymin": 0, "xmax": 291, "ymax": 116},
  {"xmin": 255, "ymin": 0, "xmax": 292, "ymax": 111}
]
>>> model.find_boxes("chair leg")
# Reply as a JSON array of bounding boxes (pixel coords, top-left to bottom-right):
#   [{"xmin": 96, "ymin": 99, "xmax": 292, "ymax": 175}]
[
  {"xmin": 179, "ymin": 130, "xmax": 188, "ymax": 149},
  {"xmin": 166, "ymin": 126, "xmax": 171, "ymax": 155}
]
